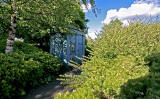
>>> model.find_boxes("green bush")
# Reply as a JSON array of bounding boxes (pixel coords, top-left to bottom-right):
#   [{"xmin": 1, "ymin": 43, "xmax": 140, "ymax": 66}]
[
  {"xmin": 0, "ymin": 53, "xmax": 42, "ymax": 98},
  {"xmin": 13, "ymin": 41, "xmax": 42, "ymax": 54},
  {"xmin": 25, "ymin": 51, "xmax": 62, "ymax": 75},
  {"xmin": 0, "ymin": 34, "xmax": 41, "ymax": 54},
  {"xmin": 85, "ymin": 38, "xmax": 94, "ymax": 57},
  {"xmin": 55, "ymin": 21, "xmax": 160, "ymax": 99},
  {"xmin": 120, "ymin": 53, "xmax": 160, "ymax": 99},
  {"xmin": 0, "ymin": 41, "xmax": 63, "ymax": 98},
  {"xmin": 0, "ymin": 33, "xmax": 7, "ymax": 53}
]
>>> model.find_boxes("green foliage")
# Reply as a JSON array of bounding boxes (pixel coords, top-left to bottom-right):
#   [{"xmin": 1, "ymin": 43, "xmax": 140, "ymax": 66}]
[
  {"xmin": 0, "ymin": 33, "xmax": 7, "ymax": 53},
  {"xmin": 0, "ymin": 41, "xmax": 63, "ymax": 99},
  {"xmin": 0, "ymin": 53, "xmax": 42, "ymax": 98},
  {"xmin": 24, "ymin": 51, "xmax": 62, "ymax": 75},
  {"xmin": 2, "ymin": 0, "xmax": 85, "ymax": 32},
  {"xmin": 0, "ymin": 0, "xmax": 89, "ymax": 52},
  {"xmin": 13, "ymin": 41, "xmax": 42, "ymax": 54},
  {"xmin": 85, "ymin": 37, "xmax": 94, "ymax": 56},
  {"xmin": 55, "ymin": 21, "xmax": 160, "ymax": 99},
  {"xmin": 82, "ymin": 0, "xmax": 95, "ymax": 7},
  {"xmin": 0, "ymin": 2, "xmax": 10, "ymax": 34},
  {"xmin": 120, "ymin": 53, "xmax": 160, "ymax": 99}
]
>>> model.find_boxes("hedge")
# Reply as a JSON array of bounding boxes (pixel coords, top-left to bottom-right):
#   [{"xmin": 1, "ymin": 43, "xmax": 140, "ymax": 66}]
[{"xmin": 0, "ymin": 41, "xmax": 63, "ymax": 98}]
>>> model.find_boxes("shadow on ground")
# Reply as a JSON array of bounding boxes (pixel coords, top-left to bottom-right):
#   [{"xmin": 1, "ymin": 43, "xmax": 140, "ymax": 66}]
[{"xmin": 19, "ymin": 68, "xmax": 81, "ymax": 99}]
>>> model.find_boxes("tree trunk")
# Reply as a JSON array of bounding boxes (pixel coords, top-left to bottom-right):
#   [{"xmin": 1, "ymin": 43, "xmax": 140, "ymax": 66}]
[{"xmin": 5, "ymin": 0, "xmax": 17, "ymax": 54}]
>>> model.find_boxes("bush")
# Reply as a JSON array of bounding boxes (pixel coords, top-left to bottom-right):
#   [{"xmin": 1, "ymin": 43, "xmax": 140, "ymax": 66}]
[
  {"xmin": 0, "ymin": 34, "xmax": 41, "ymax": 54},
  {"xmin": 120, "ymin": 53, "xmax": 160, "ymax": 99},
  {"xmin": 55, "ymin": 21, "xmax": 160, "ymax": 99},
  {"xmin": 0, "ymin": 41, "xmax": 63, "ymax": 98},
  {"xmin": 13, "ymin": 41, "xmax": 42, "ymax": 54},
  {"xmin": 25, "ymin": 51, "xmax": 62, "ymax": 75},
  {"xmin": 0, "ymin": 33, "xmax": 7, "ymax": 53},
  {"xmin": 85, "ymin": 38, "xmax": 94, "ymax": 57}
]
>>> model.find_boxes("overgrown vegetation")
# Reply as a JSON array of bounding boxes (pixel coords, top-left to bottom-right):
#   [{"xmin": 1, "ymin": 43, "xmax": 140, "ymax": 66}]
[
  {"xmin": 0, "ymin": 0, "xmax": 91, "ymax": 52},
  {"xmin": 0, "ymin": 0, "xmax": 95, "ymax": 98},
  {"xmin": 0, "ymin": 35, "xmax": 63, "ymax": 98},
  {"xmin": 55, "ymin": 21, "xmax": 160, "ymax": 99},
  {"xmin": 85, "ymin": 37, "xmax": 94, "ymax": 56}
]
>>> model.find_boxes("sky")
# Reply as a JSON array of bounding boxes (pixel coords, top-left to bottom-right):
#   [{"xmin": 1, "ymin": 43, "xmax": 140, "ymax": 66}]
[{"xmin": 83, "ymin": 0, "xmax": 160, "ymax": 39}]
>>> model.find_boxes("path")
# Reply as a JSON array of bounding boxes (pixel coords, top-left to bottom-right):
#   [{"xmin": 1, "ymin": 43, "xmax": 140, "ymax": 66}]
[{"xmin": 19, "ymin": 68, "xmax": 80, "ymax": 99}]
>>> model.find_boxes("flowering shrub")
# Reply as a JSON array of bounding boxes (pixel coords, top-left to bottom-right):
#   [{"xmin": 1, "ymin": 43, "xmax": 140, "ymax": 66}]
[{"xmin": 55, "ymin": 21, "xmax": 160, "ymax": 99}]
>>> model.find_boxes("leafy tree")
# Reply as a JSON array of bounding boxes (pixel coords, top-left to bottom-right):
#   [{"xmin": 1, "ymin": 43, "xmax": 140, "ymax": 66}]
[
  {"xmin": 102, "ymin": 18, "xmax": 123, "ymax": 32},
  {"xmin": 16, "ymin": 7, "xmax": 88, "ymax": 52},
  {"xmin": 0, "ymin": 0, "xmax": 95, "ymax": 53}
]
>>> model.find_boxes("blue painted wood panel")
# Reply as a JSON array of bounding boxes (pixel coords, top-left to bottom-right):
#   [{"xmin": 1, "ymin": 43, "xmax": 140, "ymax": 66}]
[{"xmin": 50, "ymin": 30, "xmax": 85, "ymax": 66}]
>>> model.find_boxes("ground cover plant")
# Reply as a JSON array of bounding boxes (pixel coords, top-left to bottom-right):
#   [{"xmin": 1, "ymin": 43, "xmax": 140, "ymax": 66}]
[{"xmin": 55, "ymin": 21, "xmax": 160, "ymax": 99}]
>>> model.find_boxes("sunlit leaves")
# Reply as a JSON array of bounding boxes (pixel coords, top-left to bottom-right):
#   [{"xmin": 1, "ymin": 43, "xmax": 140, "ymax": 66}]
[{"xmin": 55, "ymin": 21, "xmax": 160, "ymax": 98}]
